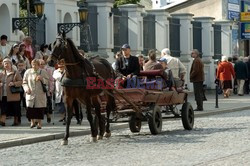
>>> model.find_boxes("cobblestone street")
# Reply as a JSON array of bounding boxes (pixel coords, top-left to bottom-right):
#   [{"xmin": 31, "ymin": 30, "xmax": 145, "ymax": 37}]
[{"xmin": 0, "ymin": 109, "xmax": 250, "ymax": 166}]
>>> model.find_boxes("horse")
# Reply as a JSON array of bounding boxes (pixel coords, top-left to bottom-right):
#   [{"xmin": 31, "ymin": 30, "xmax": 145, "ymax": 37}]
[{"xmin": 48, "ymin": 33, "xmax": 116, "ymax": 145}]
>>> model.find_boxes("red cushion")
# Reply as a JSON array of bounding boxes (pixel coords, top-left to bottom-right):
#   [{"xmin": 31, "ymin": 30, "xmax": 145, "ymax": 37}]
[{"xmin": 139, "ymin": 70, "xmax": 163, "ymax": 77}]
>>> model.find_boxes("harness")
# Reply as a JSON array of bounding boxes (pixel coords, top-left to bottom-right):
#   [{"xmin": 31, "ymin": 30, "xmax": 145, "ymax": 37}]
[
  {"xmin": 58, "ymin": 56, "xmax": 98, "ymax": 88},
  {"xmin": 61, "ymin": 77, "xmax": 87, "ymax": 87}
]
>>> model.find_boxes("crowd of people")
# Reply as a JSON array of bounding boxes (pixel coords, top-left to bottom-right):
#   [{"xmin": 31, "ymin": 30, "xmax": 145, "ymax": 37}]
[
  {"xmin": 1, "ymin": 33, "xmax": 248, "ymax": 128},
  {"xmin": 216, "ymin": 55, "xmax": 250, "ymax": 98},
  {"xmin": 0, "ymin": 34, "xmax": 83, "ymax": 128}
]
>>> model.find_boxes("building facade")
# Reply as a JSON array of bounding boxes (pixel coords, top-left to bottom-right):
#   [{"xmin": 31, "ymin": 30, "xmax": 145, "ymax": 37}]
[{"xmin": 0, "ymin": 0, "xmax": 240, "ymax": 89}]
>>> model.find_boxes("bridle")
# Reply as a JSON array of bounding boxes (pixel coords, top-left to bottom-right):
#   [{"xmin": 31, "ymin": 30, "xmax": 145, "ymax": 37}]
[{"xmin": 51, "ymin": 37, "xmax": 80, "ymax": 66}]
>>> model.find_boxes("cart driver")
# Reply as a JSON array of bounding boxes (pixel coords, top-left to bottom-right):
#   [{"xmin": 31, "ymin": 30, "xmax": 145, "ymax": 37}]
[{"xmin": 115, "ymin": 44, "xmax": 140, "ymax": 88}]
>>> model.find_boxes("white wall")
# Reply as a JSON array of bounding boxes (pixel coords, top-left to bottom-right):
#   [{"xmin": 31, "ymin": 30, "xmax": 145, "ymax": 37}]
[
  {"xmin": 171, "ymin": 0, "xmax": 223, "ymax": 21},
  {"xmin": 44, "ymin": 0, "xmax": 79, "ymax": 45},
  {"xmin": 0, "ymin": 0, "xmax": 19, "ymax": 43}
]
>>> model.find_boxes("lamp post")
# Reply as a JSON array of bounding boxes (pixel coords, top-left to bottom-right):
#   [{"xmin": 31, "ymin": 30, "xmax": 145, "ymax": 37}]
[
  {"xmin": 12, "ymin": 0, "xmax": 45, "ymax": 35},
  {"xmin": 57, "ymin": 1, "xmax": 88, "ymax": 33},
  {"xmin": 57, "ymin": 1, "xmax": 91, "ymax": 52}
]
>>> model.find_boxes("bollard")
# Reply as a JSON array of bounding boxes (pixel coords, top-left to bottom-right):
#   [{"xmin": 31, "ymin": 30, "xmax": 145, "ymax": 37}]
[{"xmin": 215, "ymin": 85, "xmax": 219, "ymax": 108}]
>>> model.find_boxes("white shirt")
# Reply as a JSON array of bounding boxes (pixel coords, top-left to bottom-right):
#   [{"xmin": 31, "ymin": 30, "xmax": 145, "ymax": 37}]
[
  {"xmin": 163, "ymin": 55, "xmax": 186, "ymax": 79},
  {"xmin": 1, "ymin": 46, "xmax": 6, "ymax": 56},
  {"xmin": 0, "ymin": 44, "xmax": 11, "ymax": 58},
  {"xmin": 53, "ymin": 69, "xmax": 64, "ymax": 103}
]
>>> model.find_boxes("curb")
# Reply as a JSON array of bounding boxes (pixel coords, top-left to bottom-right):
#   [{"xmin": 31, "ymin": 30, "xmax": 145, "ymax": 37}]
[
  {"xmin": 0, "ymin": 106, "xmax": 249, "ymax": 149},
  {"xmin": 194, "ymin": 106, "xmax": 250, "ymax": 118},
  {"xmin": 0, "ymin": 123, "xmax": 128, "ymax": 149}
]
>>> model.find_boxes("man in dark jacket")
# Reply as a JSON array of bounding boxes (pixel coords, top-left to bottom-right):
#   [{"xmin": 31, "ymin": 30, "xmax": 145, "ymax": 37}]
[
  {"xmin": 115, "ymin": 44, "xmax": 140, "ymax": 88},
  {"xmin": 190, "ymin": 49, "xmax": 205, "ymax": 111},
  {"xmin": 234, "ymin": 56, "xmax": 248, "ymax": 96}
]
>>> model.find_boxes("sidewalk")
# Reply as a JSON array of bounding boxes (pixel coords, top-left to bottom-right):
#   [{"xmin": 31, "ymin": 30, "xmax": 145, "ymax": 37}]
[{"xmin": 0, "ymin": 92, "xmax": 250, "ymax": 149}]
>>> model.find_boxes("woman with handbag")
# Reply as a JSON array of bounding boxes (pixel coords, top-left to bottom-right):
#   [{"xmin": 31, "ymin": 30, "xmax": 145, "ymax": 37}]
[
  {"xmin": 0, "ymin": 58, "xmax": 22, "ymax": 126},
  {"xmin": 22, "ymin": 59, "xmax": 49, "ymax": 129}
]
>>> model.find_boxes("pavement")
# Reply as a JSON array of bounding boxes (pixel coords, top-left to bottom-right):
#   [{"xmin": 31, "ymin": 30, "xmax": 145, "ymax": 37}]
[{"xmin": 0, "ymin": 90, "xmax": 250, "ymax": 149}]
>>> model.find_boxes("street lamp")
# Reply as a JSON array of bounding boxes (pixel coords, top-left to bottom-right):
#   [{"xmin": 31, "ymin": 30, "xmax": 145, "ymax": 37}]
[
  {"xmin": 34, "ymin": 0, "xmax": 45, "ymax": 19},
  {"xmin": 57, "ymin": 1, "xmax": 92, "ymax": 52},
  {"xmin": 79, "ymin": 5, "xmax": 88, "ymax": 23},
  {"xmin": 12, "ymin": 0, "xmax": 45, "ymax": 35},
  {"xmin": 57, "ymin": 1, "xmax": 89, "ymax": 33}
]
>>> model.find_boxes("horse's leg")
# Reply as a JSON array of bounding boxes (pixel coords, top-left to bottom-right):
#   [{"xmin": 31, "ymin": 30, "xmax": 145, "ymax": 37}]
[
  {"xmin": 104, "ymin": 94, "xmax": 115, "ymax": 138},
  {"xmin": 86, "ymin": 97, "xmax": 98, "ymax": 142},
  {"xmin": 61, "ymin": 97, "xmax": 73, "ymax": 145},
  {"xmin": 73, "ymin": 100, "xmax": 81, "ymax": 125},
  {"xmin": 93, "ymin": 97, "xmax": 105, "ymax": 140}
]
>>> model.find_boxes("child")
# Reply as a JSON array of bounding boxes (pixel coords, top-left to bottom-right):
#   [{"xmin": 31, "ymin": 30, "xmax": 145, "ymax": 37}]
[{"xmin": 17, "ymin": 60, "xmax": 26, "ymax": 78}]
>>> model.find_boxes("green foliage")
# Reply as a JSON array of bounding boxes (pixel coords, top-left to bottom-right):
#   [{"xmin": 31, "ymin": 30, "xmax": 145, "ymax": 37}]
[
  {"xmin": 20, "ymin": 0, "xmax": 35, "ymax": 14},
  {"xmin": 19, "ymin": 7, "xmax": 29, "ymax": 35},
  {"xmin": 114, "ymin": 0, "xmax": 141, "ymax": 8}
]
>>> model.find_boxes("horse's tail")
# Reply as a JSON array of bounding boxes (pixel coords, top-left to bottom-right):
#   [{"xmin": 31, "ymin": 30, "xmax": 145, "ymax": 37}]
[{"xmin": 96, "ymin": 57, "xmax": 117, "ymax": 112}]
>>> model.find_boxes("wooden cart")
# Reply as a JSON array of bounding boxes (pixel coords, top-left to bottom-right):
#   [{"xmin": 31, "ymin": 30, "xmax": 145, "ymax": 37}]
[{"xmin": 101, "ymin": 70, "xmax": 194, "ymax": 135}]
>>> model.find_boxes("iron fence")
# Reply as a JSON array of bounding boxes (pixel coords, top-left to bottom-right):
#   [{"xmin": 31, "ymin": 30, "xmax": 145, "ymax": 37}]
[
  {"xmin": 213, "ymin": 24, "xmax": 222, "ymax": 60},
  {"xmin": 142, "ymin": 14, "xmax": 155, "ymax": 55},
  {"xmin": 169, "ymin": 18, "xmax": 181, "ymax": 57},
  {"xmin": 112, "ymin": 8, "xmax": 128, "ymax": 54},
  {"xmin": 192, "ymin": 21, "xmax": 203, "ymax": 57}
]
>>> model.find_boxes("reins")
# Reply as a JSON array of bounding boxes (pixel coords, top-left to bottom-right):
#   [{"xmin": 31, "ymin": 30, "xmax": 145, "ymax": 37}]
[{"xmin": 64, "ymin": 62, "xmax": 80, "ymax": 66}]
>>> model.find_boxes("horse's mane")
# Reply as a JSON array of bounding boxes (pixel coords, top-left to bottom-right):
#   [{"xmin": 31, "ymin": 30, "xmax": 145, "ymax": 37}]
[
  {"xmin": 66, "ymin": 38, "xmax": 85, "ymax": 61},
  {"xmin": 66, "ymin": 38, "xmax": 115, "ymax": 78}
]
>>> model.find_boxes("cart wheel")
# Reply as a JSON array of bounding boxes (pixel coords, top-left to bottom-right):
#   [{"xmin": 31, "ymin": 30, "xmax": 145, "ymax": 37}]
[
  {"xmin": 181, "ymin": 102, "xmax": 194, "ymax": 130},
  {"xmin": 129, "ymin": 113, "xmax": 141, "ymax": 133},
  {"xmin": 148, "ymin": 105, "xmax": 162, "ymax": 135}
]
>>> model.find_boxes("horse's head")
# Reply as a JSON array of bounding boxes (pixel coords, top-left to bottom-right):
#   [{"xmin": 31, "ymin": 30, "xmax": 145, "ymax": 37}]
[{"xmin": 48, "ymin": 31, "xmax": 67, "ymax": 67}]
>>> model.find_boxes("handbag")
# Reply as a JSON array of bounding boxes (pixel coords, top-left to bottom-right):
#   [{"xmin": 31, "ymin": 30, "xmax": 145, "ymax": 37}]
[
  {"xmin": 10, "ymin": 72, "xmax": 23, "ymax": 93},
  {"xmin": 40, "ymin": 70, "xmax": 47, "ymax": 93},
  {"xmin": 10, "ymin": 86, "xmax": 24, "ymax": 93},
  {"xmin": 40, "ymin": 81, "xmax": 47, "ymax": 93}
]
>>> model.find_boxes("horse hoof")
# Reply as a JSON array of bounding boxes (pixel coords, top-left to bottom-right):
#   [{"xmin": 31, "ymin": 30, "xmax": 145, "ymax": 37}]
[
  {"xmin": 61, "ymin": 140, "xmax": 68, "ymax": 145},
  {"xmin": 91, "ymin": 137, "xmax": 98, "ymax": 142},
  {"xmin": 97, "ymin": 135, "xmax": 103, "ymax": 140},
  {"xmin": 104, "ymin": 132, "xmax": 111, "ymax": 138}
]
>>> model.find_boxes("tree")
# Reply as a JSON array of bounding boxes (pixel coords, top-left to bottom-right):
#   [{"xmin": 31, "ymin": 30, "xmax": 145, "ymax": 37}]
[{"xmin": 114, "ymin": 0, "xmax": 141, "ymax": 8}]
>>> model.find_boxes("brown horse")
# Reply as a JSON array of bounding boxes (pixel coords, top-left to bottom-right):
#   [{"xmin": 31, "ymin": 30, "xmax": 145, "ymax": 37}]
[{"xmin": 48, "ymin": 33, "xmax": 116, "ymax": 145}]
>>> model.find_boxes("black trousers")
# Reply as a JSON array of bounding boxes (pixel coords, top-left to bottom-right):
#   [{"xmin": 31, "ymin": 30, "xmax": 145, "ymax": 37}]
[
  {"xmin": 244, "ymin": 79, "xmax": 249, "ymax": 94},
  {"xmin": 73, "ymin": 100, "xmax": 83, "ymax": 122},
  {"xmin": 193, "ymin": 81, "xmax": 204, "ymax": 110}
]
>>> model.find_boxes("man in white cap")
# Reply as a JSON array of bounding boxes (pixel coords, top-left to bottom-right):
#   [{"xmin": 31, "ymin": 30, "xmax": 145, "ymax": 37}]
[{"xmin": 161, "ymin": 48, "xmax": 186, "ymax": 87}]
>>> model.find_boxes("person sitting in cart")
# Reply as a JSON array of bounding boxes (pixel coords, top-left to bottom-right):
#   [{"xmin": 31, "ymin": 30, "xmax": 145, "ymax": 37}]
[
  {"xmin": 144, "ymin": 49, "xmax": 163, "ymax": 71},
  {"xmin": 161, "ymin": 48, "xmax": 186, "ymax": 88},
  {"xmin": 158, "ymin": 57, "xmax": 175, "ymax": 90},
  {"xmin": 115, "ymin": 44, "xmax": 140, "ymax": 88}
]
